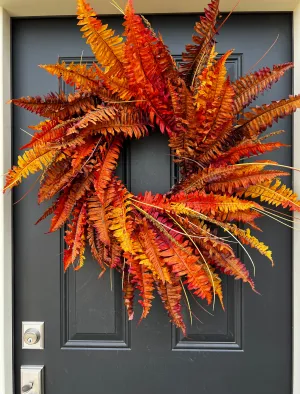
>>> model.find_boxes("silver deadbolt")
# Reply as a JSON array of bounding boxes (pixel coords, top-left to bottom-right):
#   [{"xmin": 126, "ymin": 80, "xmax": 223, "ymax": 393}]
[
  {"xmin": 22, "ymin": 322, "xmax": 44, "ymax": 349},
  {"xmin": 24, "ymin": 328, "xmax": 40, "ymax": 345}
]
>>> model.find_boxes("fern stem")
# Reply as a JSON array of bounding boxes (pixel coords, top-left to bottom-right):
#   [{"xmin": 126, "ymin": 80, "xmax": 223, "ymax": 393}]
[
  {"xmin": 180, "ymin": 279, "xmax": 193, "ymax": 325},
  {"xmin": 253, "ymin": 208, "xmax": 300, "ymax": 230},
  {"xmin": 183, "ymin": 207, "xmax": 256, "ymax": 277}
]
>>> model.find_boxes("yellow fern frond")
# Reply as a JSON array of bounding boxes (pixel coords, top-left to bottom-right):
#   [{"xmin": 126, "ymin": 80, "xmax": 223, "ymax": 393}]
[
  {"xmin": 108, "ymin": 184, "xmax": 134, "ymax": 253},
  {"xmin": 5, "ymin": 147, "xmax": 59, "ymax": 190},
  {"xmin": 228, "ymin": 224, "xmax": 273, "ymax": 265},
  {"xmin": 242, "ymin": 178, "xmax": 300, "ymax": 212}
]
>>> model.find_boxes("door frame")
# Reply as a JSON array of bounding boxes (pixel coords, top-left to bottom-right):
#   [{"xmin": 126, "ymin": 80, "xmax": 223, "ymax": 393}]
[{"xmin": 1, "ymin": 3, "xmax": 300, "ymax": 394}]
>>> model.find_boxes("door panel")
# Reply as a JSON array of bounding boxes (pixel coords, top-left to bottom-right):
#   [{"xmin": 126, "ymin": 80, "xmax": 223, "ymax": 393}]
[{"xmin": 13, "ymin": 13, "xmax": 292, "ymax": 394}]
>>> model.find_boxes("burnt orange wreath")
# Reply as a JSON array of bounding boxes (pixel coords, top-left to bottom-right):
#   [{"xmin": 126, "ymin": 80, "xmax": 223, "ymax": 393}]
[{"xmin": 5, "ymin": 0, "xmax": 300, "ymax": 335}]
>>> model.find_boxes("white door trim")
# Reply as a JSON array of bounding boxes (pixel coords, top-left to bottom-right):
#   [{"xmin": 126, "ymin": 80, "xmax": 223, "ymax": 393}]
[
  {"xmin": 1, "ymin": 3, "xmax": 300, "ymax": 394},
  {"xmin": 293, "ymin": 3, "xmax": 300, "ymax": 393},
  {"xmin": 0, "ymin": 7, "xmax": 12, "ymax": 394}
]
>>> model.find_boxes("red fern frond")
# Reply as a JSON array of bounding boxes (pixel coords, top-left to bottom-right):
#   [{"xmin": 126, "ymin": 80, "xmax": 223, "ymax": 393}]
[
  {"xmin": 130, "ymin": 257, "xmax": 155, "ymax": 320},
  {"xmin": 155, "ymin": 277, "xmax": 186, "ymax": 336},
  {"xmin": 64, "ymin": 203, "xmax": 88, "ymax": 271},
  {"xmin": 10, "ymin": 92, "xmax": 96, "ymax": 120},
  {"xmin": 180, "ymin": 0, "xmax": 220, "ymax": 86},
  {"xmin": 94, "ymin": 136, "xmax": 123, "ymax": 203},
  {"xmin": 211, "ymin": 141, "xmax": 287, "ymax": 167}
]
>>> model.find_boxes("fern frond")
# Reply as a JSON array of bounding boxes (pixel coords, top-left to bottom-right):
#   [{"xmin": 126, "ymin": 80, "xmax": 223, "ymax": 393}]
[
  {"xmin": 138, "ymin": 220, "xmax": 169, "ymax": 283},
  {"xmin": 64, "ymin": 203, "xmax": 88, "ymax": 271},
  {"xmin": 10, "ymin": 92, "xmax": 96, "ymax": 120},
  {"xmin": 155, "ymin": 277, "xmax": 186, "ymax": 336},
  {"xmin": 40, "ymin": 62, "xmax": 101, "ymax": 92},
  {"xmin": 130, "ymin": 257, "xmax": 155, "ymax": 320},
  {"xmin": 178, "ymin": 164, "xmax": 288, "ymax": 194},
  {"xmin": 123, "ymin": 0, "xmax": 177, "ymax": 135},
  {"xmin": 37, "ymin": 159, "xmax": 73, "ymax": 203},
  {"xmin": 228, "ymin": 224, "xmax": 273, "ymax": 265},
  {"xmin": 170, "ymin": 191, "xmax": 261, "ymax": 216},
  {"xmin": 211, "ymin": 141, "xmax": 287, "ymax": 167},
  {"xmin": 87, "ymin": 193, "xmax": 111, "ymax": 245},
  {"xmin": 123, "ymin": 270, "xmax": 135, "ymax": 320},
  {"xmin": 66, "ymin": 106, "xmax": 118, "ymax": 135},
  {"xmin": 107, "ymin": 181, "xmax": 134, "ymax": 253},
  {"xmin": 71, "ymin": 138, "xmax": 99, "ymax": 170},
  {"xmin": 233, "ymin": 63, "xmax": 293, "ymax": 114},
  {"xmin": 49, "ymin": 174, "xmax": 93, "ymax": 232},
  {"xmin": 87, "ymin": 222, "xmax": 107, "ymax": 270},
  {"xmin": 77, "ymin": 0, "xmax": 125, "ymax": 78},
  {"xmin": 180, "ymin": 0, "xmax": 219, "ymax": 86},
  {"xmin": 237, "ymin": 95, "xmax": 300, "ymax": 139},
  {"xmin": 22, "ymin": 119, "xmax": 77, "ymax": 150},
  {"xmin": 5, "ymin": 147, "xmax": 59, "ymax": 190},
  {"xmin": 94, "ymin": 137, "xmax": 123, "ymax": 203},
  {"xmin": 65, "ymin": 106, "xmax": 149, "ymax": 140},
  {"xmin": 241, "ymin": 178, "xmax": 300, "ymax": 212},
  {"xmin": 35, "ymin": 200, "xmax": 57, "ymax": 225}
]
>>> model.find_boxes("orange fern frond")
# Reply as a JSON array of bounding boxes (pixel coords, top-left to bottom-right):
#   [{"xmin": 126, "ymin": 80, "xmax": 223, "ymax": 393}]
[
  {"xmin": 123, "ymin": 0, "xmax": 176, "ymax": 135},
  {"xmin": 77, "ymin": 0, "xmax": 125, "ymax": 78},
  {"xmin": 138, "ymin": 220, "xmax": 168, "ymax": 283},
  {"xmin": 37, "ymin": 159, "xmax": 73, "ymax": 203},
  {"xmin": 87, "ymin": 194, "xmax": 111, "ymax": 246},
  {"xmin": 66, "ymin": 106, "xmax": 117, "ymax": 135},
  {"xmin": 35, "ymin": 200, "xmax": 57, "ymax": 225},
  {"xmin": 237, "ymin": 95, "xmax": 300, "ymax": 139},
  {"xmin": 22, "ymin": 119, "xmax": 77, "ymax": 150},
  {"xmin": 233, "ymin": 63, "xmax": 293, "ymax": 114},
  {"xmin": 71, "ymin": 138, "xmax": 99, "ymax": 170},
  {"xmin": 66, "ymin": 106, "xmax": 149, "ymax": 139},
  {"xmin": 49, "ymin": 174, "xmax": 93, "ymax": 232},
  {"xmin": 40, "ymin": 61, "xmax": 101, "ymax": 93},
  {"xmin": 170, "ymin": 191, "xmax": 261, "ymax": 216},
  {"xmin": 87, "ymin": 222, "xmax": 107, "ymax": 270},
  {"xmin": 123, "ymin": 270, "xmax": 135, "ymax": 320},
  {"xmin": 178, "ymin": 164, "xmax": 288, "ymax": 194}
]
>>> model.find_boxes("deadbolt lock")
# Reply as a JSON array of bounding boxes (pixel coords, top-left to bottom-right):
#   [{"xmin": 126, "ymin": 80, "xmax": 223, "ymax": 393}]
[
  {"xmin": 22, "ymin": 322, "xmax": 44, "ymax": 349},
  {"xmin": 24, "ymin": 328, "xmax": 40, "ymax": 345}
]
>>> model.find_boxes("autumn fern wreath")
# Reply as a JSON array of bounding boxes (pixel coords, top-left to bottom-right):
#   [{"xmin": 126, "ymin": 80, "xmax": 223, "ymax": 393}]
[{"xmin": 5, "ymin": 0, "xmax": 300, "ymax": 335}]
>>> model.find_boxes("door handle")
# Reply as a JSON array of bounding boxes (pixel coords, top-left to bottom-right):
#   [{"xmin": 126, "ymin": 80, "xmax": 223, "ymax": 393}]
[
  {"xmin": 21, "ymin": 366, "xmax": 44, "ymax": 394},
  {"xmin": 22, "ymin": 382, "xmax": 33, "ymax": 392}
]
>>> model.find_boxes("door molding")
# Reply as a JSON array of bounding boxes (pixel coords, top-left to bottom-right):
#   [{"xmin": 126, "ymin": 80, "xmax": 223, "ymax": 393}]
[{"xmin": 1, "ymin": 3, "xmax": 300, "ymax": 394}]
